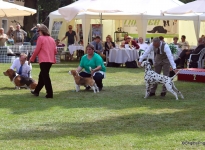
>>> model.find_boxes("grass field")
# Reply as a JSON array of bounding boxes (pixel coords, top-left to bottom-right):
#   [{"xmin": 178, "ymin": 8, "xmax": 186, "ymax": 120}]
[{"xmin": 1, "ymin": 61, "xmax": 205, "ymax": 150}]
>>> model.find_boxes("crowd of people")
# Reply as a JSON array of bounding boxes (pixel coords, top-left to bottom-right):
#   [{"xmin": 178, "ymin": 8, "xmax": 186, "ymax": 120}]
[{"xmin": 5, "ymin": 23, "xmax": 205, "ymax": 99}]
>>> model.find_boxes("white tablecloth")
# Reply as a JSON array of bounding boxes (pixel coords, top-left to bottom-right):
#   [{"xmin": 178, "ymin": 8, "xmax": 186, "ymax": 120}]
[
  {"xmin": 109, "ymin": 48, "xmax": 139, "ymax": 63},
  {"xmin": 68, "ymin": 45, "xmax": 84, "ymax": 55}
]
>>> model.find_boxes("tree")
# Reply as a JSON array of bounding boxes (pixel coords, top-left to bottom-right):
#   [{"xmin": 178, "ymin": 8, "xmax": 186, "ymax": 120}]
[
  {"xmin": 23, "ymin": 0, "xmax": 37, "ymax": 40},
  {"xmin": 179, "ymin": 0, "xmax": 194, "ymax": 3},
  {"xmin": 23, "ymin": 0, "xmax": 77, "ymax": 36}
]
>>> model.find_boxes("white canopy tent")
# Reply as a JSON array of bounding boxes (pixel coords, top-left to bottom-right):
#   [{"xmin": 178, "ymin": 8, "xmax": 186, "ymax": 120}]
[
  {"xmin": 49, "ymin": 0, "xmax": 201, "ymax": 48},
  {"xmin": 164, "ymin": 0, "xmax": 205, "ymax": 39},
  {"xmin": 0, "ymin": 0, "xmax": 36, "ymax": 17}
]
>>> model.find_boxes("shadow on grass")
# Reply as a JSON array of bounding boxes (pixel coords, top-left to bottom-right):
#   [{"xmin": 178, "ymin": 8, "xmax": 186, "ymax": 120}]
[
  {"xmin": 1, "ymin": 108, "xmax": 205, "ymax": 140},
  {"xmin": 0, "ymin": 83, "xmax": 204, "ymax": 114},
  {"xmin": 0, "ymin": 87, "xmax": 15, "ymax": 90},
  {"xmin": 31, "ymin": 61, "xmax": 80, "ymax": 69}
]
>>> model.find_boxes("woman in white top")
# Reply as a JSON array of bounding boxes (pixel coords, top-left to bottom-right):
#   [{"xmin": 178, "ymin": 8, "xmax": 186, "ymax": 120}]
[{"xmin": 0, "ymin": 28, "xmax": 8, "ymax": 46}]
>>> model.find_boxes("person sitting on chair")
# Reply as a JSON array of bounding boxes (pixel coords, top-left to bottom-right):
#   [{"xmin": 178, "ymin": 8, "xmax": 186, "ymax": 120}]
[
  {"xmin": 90, "ymin": 36, "xmax": 105, "ymax": 59},
  {"xmin": 178, "ymin": 35, "xmax": 190, "ymax": 50},
  {"xmin": 104, "ymin": 35, "xmax": 115, "ymax": 56},
  {"xmin": 175, "ymin": 37, "xmax": 205, "ymax": 68},
  {"xmin": 124, "ymin": 36, "xmax": 140, "ymax": 49},
  {"xmin": 138, "ymin": 37, "xmax": 148, "ymax": 51},
  {"xmin": 10, "ymin": 53, "xmax": 32, "ymax": 78},
  {"xmin": 55, "ymin": 39, "xmax": 65, "ymax": 47}
]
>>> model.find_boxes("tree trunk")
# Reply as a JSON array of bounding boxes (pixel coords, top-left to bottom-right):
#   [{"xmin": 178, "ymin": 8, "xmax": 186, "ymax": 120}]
[{"xmin": 23, "ymin": 0, "xmax": 37, "ymax": 39}]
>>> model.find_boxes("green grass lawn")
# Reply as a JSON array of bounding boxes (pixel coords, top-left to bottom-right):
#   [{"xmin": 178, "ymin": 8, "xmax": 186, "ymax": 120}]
[{"xmin": 1, "ymin": 61, "xmax": 205, "ymax": 150}]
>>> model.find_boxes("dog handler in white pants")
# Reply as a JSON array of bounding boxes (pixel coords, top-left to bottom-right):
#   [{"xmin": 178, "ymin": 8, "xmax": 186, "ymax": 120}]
[{"xmin": 138, "ymin": 37, "xmax": 178, "ymax": 97}]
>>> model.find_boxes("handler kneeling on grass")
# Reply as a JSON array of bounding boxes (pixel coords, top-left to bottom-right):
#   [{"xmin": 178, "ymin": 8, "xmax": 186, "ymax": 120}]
[{"xmin": 76, "ymin": 44, "xmax": 106, "ymax": 91}]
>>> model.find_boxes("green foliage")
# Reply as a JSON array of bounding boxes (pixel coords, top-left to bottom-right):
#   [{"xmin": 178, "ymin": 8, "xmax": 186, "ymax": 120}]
[
  {"xmin": 38, "ymin": 0, "xmax": 60, "ymax": 12},
  {"xmin": 169, "ymin": 43, "xmax": 178, "ymax": 54}
]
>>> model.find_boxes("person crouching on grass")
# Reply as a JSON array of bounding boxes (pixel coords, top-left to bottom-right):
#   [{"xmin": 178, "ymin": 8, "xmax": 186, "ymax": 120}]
[{"xmin": 76, "ymin": 44, "xmax": 106, "ymax": 91}]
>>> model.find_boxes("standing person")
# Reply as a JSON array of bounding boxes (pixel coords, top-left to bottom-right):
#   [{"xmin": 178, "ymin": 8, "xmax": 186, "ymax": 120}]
[
  {"xmin": 76, "ymin": 44, "xmax": 106, "ymax": 91},
  {"xmin": 6, "ymin": 25, "xmax": 15, "ymax": 45},
  {"xmin": 29, "ymin": 24, "xmax": 57, "ymax": 98},
  {"xmin": 138, "ymin": 37, "xmax": 177, "ymax": 97},
  {"xmin": 11, "ymin": 24, "xmax": 27, "ymax": 45},
  {"xmin": 30, "ymin": 24, "xmax": 40, "ymax": 45},
  {"xmin": 0, "ymin": 28, "xmax": 8, "ymax": 46},
  {"xmin": 61, "ymin": 25, "xmax": 77, "ymax": 60}
]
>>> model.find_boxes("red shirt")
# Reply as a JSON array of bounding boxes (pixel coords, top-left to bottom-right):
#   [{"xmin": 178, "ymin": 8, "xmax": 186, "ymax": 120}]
[
  {"xmin": 30, "ymin": 36, "xmax": 57, "ymax": 63},
  {"xmin": 125, "ymin": 40, "xmax": 140, "ymax": 49}
]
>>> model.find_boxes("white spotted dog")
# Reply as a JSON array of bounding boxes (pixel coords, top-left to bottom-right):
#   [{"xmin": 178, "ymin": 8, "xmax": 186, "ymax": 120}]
[{"xmin": 141, "ymin": 61, "xmax": 184, "ymax": 100}]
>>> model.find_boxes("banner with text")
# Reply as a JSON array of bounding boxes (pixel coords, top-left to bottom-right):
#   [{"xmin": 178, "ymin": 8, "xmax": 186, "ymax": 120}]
[{"xmin": 123, "ymin": 20, "xmax": 178, "ymax": 38}]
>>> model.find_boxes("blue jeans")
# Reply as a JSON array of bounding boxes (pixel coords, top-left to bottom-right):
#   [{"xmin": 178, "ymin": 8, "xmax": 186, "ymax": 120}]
[{"xmin": 79, "ymin": 72, "xmax": 104, "ymax": 88}]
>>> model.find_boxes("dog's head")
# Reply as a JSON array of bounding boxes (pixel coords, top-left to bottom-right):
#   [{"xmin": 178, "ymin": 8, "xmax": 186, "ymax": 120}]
[
  {"xmin": 68, "ymin": 70, "xmax": 79, "ymax": 77},
  {"xmin": 141, "ymin": 61, "xmax": 152, "ymax": 70},
  {"xmin": 3, "ymin": 69, "xmax": 16, "ymax": 81}
]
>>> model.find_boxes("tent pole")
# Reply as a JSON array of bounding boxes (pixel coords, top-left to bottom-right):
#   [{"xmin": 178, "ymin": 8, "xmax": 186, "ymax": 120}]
[{"xmin": 100, "ymin": 13, "xmax": 103, "ymax": 40}]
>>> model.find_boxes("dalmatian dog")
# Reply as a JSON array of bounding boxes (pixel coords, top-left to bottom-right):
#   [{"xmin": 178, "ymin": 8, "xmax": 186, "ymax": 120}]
[{"xmin": 141, "ymin": 61, "xmax": 184, "ymax": 100}]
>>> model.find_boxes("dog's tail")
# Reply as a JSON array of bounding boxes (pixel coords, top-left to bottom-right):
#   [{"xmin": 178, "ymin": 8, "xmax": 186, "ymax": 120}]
[
  {"xmin": 89, "ymin": 67, "xmax": 93, "ymax": 78},
  {"xmin": 171, "ymin": 70, "xmax": 181, "ymax": 80}
]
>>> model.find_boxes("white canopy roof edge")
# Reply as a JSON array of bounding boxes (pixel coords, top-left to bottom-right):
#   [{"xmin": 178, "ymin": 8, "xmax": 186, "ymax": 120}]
[
  {"xmin": 164, "ymin": 0, "xmax": 205, "ymax": 40},
  {"xmin": 49, "ymin": 0, "xmax": 204, "ymax": 49}
]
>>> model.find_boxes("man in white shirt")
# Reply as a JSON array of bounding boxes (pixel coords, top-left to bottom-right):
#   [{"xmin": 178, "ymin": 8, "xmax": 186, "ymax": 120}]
[
  {"xmin": 138, "ymin": 37, "xmax": 177, "ymax": 97},
  {"xmin": 138, "ymin": 37, "xmax": 148, "ymax": 51},
  {"xmin": 10, "ymin": 53, "xmax": 32, "ymax": 78}
]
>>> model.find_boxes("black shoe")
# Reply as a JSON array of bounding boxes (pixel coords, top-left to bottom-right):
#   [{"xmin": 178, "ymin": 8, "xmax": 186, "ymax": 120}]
[
  {"xmin": 161, "ymin": 92, "xmax": 166, "ymax": 97},
  {"xmin": 149, "ymin": 93, "xmax": 155, "ymax": 97},
  {"xmin": 99, "ymin": 87, "xmax": 102, "ymax": 91},
  {"xmin": 45, "ymin": 95, "xmax": 53, "ymax": 98},
  {"xmin": 85, "ymin": 86, "xmax": 91, "ymax": 90},
  {"xmin": 31, "ymin": 91, "xmax": 39, "ymax": 96}
]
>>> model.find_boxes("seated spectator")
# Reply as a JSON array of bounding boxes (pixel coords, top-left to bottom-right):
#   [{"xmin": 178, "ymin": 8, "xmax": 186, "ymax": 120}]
[
  {"xmin": 104, "ymin": 35, "xmax": 115, "ymax": 56},
  {"xmin": 55, "ymin": 39, "xmax": 65, "ymax": 47},
  {"xmin": 138, "ymin": 37, "xmax": 148, "ymax": 51},
  {"xmin": 121, "ymin": 34, "xmax": 128, "ymax": 47},
  {"xmin": 159, "ymin": 36, "xmax": 165, "ymax": 42},
  {"xmin": 173, "ymin": 37, "xmax": 179, "ymax": 46},
  {"xmin": 90, "ymin": 36, "xmax": 105, "ymax": 59},
  {"xmin": 76, "ymin": 44, "xmax": 106, "ymax": 91},
  {"xmin": 0, "ymin": 28, "xmax": 8, "ymax": 46},
  {"xmin": 175, "ymin": 37, "xmax": 205, "ymax": 68},
  {"xmin": 10, "ymin": 53, "xmax": 32, "ymax": 78},
  {"xmin": 178, "ymin": 35, "xmax": 190, "ymax": 50},
  {"xmin": 124, "ymin": 36, "xmax": 140, "ymax": 49}
]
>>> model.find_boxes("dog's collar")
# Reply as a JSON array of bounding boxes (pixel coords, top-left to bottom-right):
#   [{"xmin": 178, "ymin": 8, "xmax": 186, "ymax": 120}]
[{"xmin": 12, "ymin": 75, "xmax": 18, "ymax": 85}]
